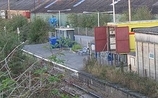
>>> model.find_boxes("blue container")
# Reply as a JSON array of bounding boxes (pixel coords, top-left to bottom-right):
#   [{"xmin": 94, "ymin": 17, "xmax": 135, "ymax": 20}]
[{"xmin": 49, "ymin": 37, "xmax": 57, "ymax": 45}]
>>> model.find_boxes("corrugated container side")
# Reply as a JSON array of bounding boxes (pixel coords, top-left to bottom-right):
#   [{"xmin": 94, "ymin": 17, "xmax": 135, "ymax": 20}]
[
  {"xmin": 94, "ymin": 26, "xmax": 107, "ymax": 40},
  {"xmin": 149, "ymin": 43, "xmax": 155, "ymax": 79},
  {"xmin": 94, "ymin": 26, "xmax": 107, "ymax": 52},
  {"xmin": 115, "ymin": 27, "xmax": 130, "ymax": 53},
  {"xmin": 142, "ymin": 42, "xmax": 151, "ymax": 78},
  {"xmin": 155, "ymin": 45, "xmax": 158, "ymax": 81},
  {"xmin": 143, "ymin": 43, "xmax": 149, "ymax": 76},
  {"xmin": 95, "ymin": 40, "xmax": 107, "ymax": 52},
  {"xmin": 137, "ymin": 42, "xmax": 144, "ymax": 77}
]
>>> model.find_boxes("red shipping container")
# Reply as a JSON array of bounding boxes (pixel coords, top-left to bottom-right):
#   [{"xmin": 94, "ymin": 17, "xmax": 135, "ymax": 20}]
[
  {"xmin": 115, "ymin": 27, "xmax": 130, "ymax": 53},
  {"xmin": 23, "ymin": 12, "xmax": 30, "ymax": 18},
  {"xmin": 94, "ymin": 26, "xmax": 107, "ymax": 52},
  {"xmin": 95, "ymin": 26, "xmax": 107, "ymax": 40},
  {"xmin": 95, "ymin": 40, "xmax": 107, "ymax": 52}
]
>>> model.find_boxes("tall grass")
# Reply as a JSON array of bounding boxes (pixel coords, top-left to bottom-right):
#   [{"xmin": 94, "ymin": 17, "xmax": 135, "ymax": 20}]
[{"xmin": 83, "ymin": 57, "xmax": 158, "ymax": 97}]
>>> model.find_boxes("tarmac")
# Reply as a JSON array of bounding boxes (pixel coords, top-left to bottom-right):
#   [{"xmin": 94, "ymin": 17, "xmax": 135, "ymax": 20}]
[
  {"xmin": 22, "ymin": 43, "xmax": 88, "ymax": 71},
  {"xmin": 22, "ymin": 43, "xmax": 99, "ymax": 98}
]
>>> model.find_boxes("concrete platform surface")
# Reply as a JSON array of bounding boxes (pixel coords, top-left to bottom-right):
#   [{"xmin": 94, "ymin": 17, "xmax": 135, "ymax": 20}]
[{"xmin": 23, "ymin": 43, "xmax": 88, "ymax": 71}]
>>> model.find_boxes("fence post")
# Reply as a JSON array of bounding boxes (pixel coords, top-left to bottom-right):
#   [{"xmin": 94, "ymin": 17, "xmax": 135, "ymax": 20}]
[
  {"xmin": 77, "ymin": 27, "xmax": 79, "ymax": 35},
  {"xmin": 86, "ymin": 27, "xmax": 88, "ymax": 35}
]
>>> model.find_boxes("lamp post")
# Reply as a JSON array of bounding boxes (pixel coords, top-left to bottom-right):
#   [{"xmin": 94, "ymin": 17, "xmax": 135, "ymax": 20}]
[
  {"xmin": 7, "ymin": 0, "xmax": 10, "ymax": 19},
  {"xmin": 83, "ymin": 11, "xmax": 112, "ymax": 27},
  {"xmin": 97, "ymin": 12, "xmax": 100, "ymax": 27},
  {"xmin": 47, "ymin": 9, "xmax": 71, "ymax": 27},
  {"xmin": 112, "ymin": 0, "xmax": 115, "ymax": 23},
  {"xmin": 128, "ymin": 0, "xmax": 131, "ymax": 21},
  {"xmin": 110, "ymin": 0, "xmax": 121, "ymax": 23}
]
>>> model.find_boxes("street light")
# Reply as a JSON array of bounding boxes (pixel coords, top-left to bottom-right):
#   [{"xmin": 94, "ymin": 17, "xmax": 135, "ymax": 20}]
[
  {"xmin": 83, "ymin": 11, "xmax": 113, "ymax": 27},
  {"xmin": 110, "ymin": 0, "xmax": 121, "ymax": 23},
  {"xmin": 128, "ymin": 0, "xmax": 131, "ymax": 21},
  {"xmin": 8, "ymin": 0, "xmax": 10, "ymax": 19},
  {"xmin": 47, "ymin": 9, "xmax": 71, "ymax": 27}
]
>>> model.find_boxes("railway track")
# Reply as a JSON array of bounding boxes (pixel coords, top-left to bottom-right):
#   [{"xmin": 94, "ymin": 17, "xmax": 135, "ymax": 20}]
[
  {"xmin": 23, "ymin": 49, "xmax": 147, "ymax": 98},
  {"xmin": 62, "ymin": 79, "xmax": 101, "ymax": 98},
  {"xmin": 48, "ymin": 66, "xmax": 102, "ymax": 98}
]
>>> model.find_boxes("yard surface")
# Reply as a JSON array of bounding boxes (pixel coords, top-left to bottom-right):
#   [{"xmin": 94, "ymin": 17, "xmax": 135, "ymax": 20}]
[{"xmin": 23, "ymin": 42, "xmax": 88, "ymax": 70}]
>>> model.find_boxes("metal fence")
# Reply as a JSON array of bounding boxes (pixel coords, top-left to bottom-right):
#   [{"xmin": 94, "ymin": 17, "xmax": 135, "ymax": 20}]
[{"xmin": 74, "ymin": 27, "xmax": 94, "ymax": 36}]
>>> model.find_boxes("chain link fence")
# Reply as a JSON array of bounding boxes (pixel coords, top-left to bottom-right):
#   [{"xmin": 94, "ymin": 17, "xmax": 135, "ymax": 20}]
[{"xmin": 74, "ymin": 27, "xmax": 94, "ymax": 36}]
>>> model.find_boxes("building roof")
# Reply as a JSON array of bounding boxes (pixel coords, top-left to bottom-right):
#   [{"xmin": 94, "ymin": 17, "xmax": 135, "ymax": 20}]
[
  {"xmin": 128, "ymin": 52, "xmax": 136, "ymax": 56},
  {"xmin": 1, "ymin": 0, "xmax": 158, "ymax": 14},
  {"xmin": 151, "ymin": 1, "xmax": 158, "ymax": 14},
  {"xmin": 55, "ymin": 27, "xmax": 75, "ymax": 31},
  {"xmin": 0, "ymin": 0, "xmax": 46, "ymax": 10},
  {"xmin": 32, "ymin": 0, "xmax": 158, "ymax": 14},
  {"xmin": 133, "ymin": 26, "xmax": 158, "ymax": 35}
]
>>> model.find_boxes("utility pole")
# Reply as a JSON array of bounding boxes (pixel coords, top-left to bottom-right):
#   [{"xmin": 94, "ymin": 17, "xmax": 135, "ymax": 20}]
[
  {"xmin": 111, "ymin": 0, "xmax": 121, "ymax": 23},
  {"xmin": 97, "ymin": 12, "xmax": 100, "ymax": 27},
  {"xmin": 59, "ymin": 10, "xmax": 61, "ymax": 27},
  {"xmin": 7, "ymin": 0, "xmax": 10, "ymax": 19},
  {"xmin": 112, "ymin": 0, "xmax": 116, "ymax": 23},
  {"xmin": 128, "ymin": 0, "xmax": 131, "ymax": 21}
]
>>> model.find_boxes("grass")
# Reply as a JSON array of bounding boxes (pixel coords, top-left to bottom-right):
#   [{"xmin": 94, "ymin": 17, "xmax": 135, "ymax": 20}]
[{"xmin": 83, "ymin": 57, "xmax": 158, "ymax": 97}]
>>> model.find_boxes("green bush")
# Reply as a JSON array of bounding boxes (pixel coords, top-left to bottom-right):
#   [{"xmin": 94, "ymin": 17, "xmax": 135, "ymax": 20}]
[
  {"xmin": 71, "ymin": 43, "xmax": 82, "ymax": 52},
  {"xmin": 57, "ymin": 37, "xmax": 75, "ymax": 48},
  {"xmin": 6, "ymin": 15, "xmax": 28, "ymax": 32},
  {"xmin": 28, "ymin": 18, "xmax": 49, "ymax": 44}
]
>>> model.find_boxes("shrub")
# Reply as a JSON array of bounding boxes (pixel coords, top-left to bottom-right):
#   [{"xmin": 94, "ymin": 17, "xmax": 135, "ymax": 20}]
[
  {"xmin": 28, "ymin": 18, "xmax": 49, "ymax": 44},
  {"xmin": 71, "ymin": 43, "xmax": 82, "ymax": 52},
  {"xmin": 84, "ymin": 58, "xmax": 158, "ymax": 97}
]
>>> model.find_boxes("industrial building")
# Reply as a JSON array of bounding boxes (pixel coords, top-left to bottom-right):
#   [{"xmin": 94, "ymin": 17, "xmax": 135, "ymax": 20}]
[{"xmin": 130, "ymin": 26, "xmax": 158, "ymax": 80}]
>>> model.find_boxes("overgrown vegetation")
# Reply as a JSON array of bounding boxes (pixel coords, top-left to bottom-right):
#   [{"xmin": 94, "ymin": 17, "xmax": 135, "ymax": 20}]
[
  {"xmin": 84, "ymin": 57, "xmax": 158, "ymax": 97},
  {"xmin": 120, "ymin": 6, "xmax": 154, "ymax": 21},
  {"xmin": 28, "ymin": 18, "xmax": 50, "ymax": 44},
  {"xmin": 0, "ymin": 16, "xmax": 78, "ymax": 98},
  {"xmin": 50, "ymin": 37, "xmax": 76, "ymax": 49},
  {"xmin": 71, "ymin": 43, "xmax": 82, "ymax": 52},
  {"xmin": 57, "ymin": 37, "xmax": 76, "ymax": 48},
  {"xmin": 3, "ymin": 16, "xmax": 52, "ymax": 44},
  {"xmin": 0, "ymin": 16, "xmax": 30, "ymax": 77},
  {"xmin": 68, "ymin": 13, "xmax": 111, "ymax": 28},
  {"xmin": 0, "ymin": 16, "xmax": 38, "ymax": 95},
  {"xmin": 49, "ymin": 52, "xmax": 65, "ymax": 64}
]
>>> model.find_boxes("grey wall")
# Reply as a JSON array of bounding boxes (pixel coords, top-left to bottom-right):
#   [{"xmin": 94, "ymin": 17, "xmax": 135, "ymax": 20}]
[
  {"xmin": 135, "ymin": 33, "xmax": 158, "ymax": 81},
  {"xmin": 74, "ymin": 35, "xmax": 94, "ymax": 47}
]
